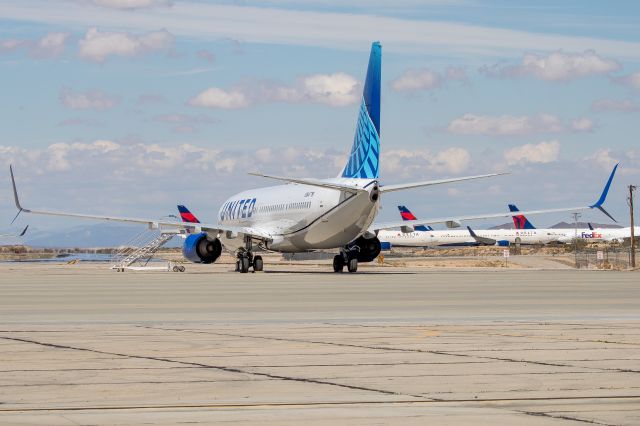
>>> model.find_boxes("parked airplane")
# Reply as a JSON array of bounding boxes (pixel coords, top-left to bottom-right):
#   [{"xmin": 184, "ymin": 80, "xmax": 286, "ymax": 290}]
[
  {"xmin": 380, "ymin": 184, "xmax": 617, "ymax": 249},
  {"xmin": 378, "ymin": 205, "xmax": 565, "ymax": 248},
  {"xmin": 7, "ymin": 42, "xmax": 618, "ymax": 273},
  {"xmin": 510, "ymin": 204, "xmax": 637, "ymax": 243}
]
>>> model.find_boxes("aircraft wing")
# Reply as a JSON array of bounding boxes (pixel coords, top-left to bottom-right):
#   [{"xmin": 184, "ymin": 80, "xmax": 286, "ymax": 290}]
[
  {"xmin": 379, "ymin": 173, "xmax": 507, "ymax": 193},
  {"xmin": 0, "ymin": 225, "xmax": 29, "ymax": 238},
  {"xmin": 9, "ymin": 166, "xmax": 273, "ymax": 242},
  {"xmin": 373, "ymin": 164, "xmax": 618, "ymax": 232}
]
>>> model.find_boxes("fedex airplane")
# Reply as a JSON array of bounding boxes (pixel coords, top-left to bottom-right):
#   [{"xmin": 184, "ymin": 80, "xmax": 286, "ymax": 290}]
[
  {"xmin": 8, "ymin": 42, "xmax": 618, "ymax": 273},
  {"xmin": 509, "ymin": 204, "xmax": 638, "ymax": 243}
]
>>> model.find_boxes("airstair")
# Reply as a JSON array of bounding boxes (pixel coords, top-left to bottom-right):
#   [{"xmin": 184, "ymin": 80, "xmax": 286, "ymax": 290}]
[{"xmin": 111, "ymin": 228, "xmax": 183, "ymax": 272}]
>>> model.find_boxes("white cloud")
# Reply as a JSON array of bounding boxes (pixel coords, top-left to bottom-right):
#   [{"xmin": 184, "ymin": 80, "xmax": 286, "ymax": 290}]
[
  {"xmin": 0, "ymin": 39, "xmax": 25, "ymax": 52},
  {"xmin": 196, "ymin": 49, "xmax": 215, "ymax": 63},
  {"xmin": 583, "ymin": 148, "xmax": 619, "ymax": 171},
  {"xmin": 4, "ymin": 2, "xmax": 640, "ymax": 59},
  {"xmin": 504, "ymin": 140, "xmax": 560, "ymax": 166},
  {"xmin": 59, "ymin": 87, "xmax": 120, "ymax": 110},
  {"xmin": 391, "ymin": 68, "xmax": 441, "ymax": 92},
  {"xmin": 382, "ymin": 147, "xmax": 471, "ymax": 177},
  {"xmin": 190, "ymin": 73, "xmax": 359, "ymax": 109},
  {"xmin": 591, "ymin": 98, "xmax": 640, "ymax": 112},
  {"xmin": 31, "ymin": 32, "xmax": 69, "ymax": 57},
  {"xmin": 447, "ymin": 113, "xmax": 591, "ymax": 136},
  {"xmin": 152, "ymin": 113, "xmax": 216, "ymax": 133},
  {"xmin": 430, "ymin": 147, "xmax": 471, "ymax": 174},
  {"xmin": 0, "ymin": 32, "xmax": 69, "ymax": 58},
  {"xmin": 297, "ymin": 73, "xmax": 359, "ymax": 107},
  {"xmin": 88, "ymin": 0, "xmax": 172, "ymax": 9},
  {"xmin": 445, "ymin": 66, "xmax": 467, "ymax": 81},
  {"xmin": 481, "ymin": 50, "xmax": 621, "ymax": 81},
  {"xmin": 188, "ymin": 87, "xmax": 250, "ymax": 109},
  {"xmin": 390, "ymin": 66, "xmax": 467, "ymax": 94},
  {"xmin": 571, "ymin": 117, "xmax": 594, "ymax": 132},
  {"xmin": 78, "ymin": 27, "xmax": 174, "ymax": 62},
  {"xmin": 614, "ymin": 72, "xmax": 640, "ymax": 90}
]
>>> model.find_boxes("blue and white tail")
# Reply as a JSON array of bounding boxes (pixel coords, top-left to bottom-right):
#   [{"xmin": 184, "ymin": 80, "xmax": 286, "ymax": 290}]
[
  {"xmin": 341, "ymin": 42, "xmax": 381, "ymax": 179},
  {"xmin": 508, "ymin": 204, "xmax": 536, "ymax": 229},
  {"xmin": 398, "ymin": 205, "xmax": 432, "ymax": 231}
]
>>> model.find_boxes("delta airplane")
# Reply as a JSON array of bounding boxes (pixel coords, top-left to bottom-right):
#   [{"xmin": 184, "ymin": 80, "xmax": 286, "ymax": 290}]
[
  {"xmin": 7, "ymin": 42, "xmax": 618, "ymax": 273},
  {"xmin": 378, "ymin": 205, "xmax": 566, "ymax": 248}
]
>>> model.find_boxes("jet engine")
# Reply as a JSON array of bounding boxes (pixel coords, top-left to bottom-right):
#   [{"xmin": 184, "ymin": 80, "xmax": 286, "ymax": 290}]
[
  {"xmin": 348, "ymin": 235, "xmax": 382, "ymax": 263},
  {"xmin": 182, "ymin": 233, "xmax": 222, "ymax": 264}
]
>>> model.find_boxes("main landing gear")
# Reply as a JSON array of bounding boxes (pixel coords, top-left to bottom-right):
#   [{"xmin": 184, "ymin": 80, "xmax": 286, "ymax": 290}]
[
  {"xmin": 235, "ymin": 236, "xmax": 264, "ymax": 273},
  {"xmin": 333, "ymin": 248, "xmax": 359, "ymax": 273}
]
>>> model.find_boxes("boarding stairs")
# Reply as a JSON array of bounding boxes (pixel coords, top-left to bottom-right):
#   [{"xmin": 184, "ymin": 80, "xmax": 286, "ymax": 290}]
[{"xmin": 111, "ymin": 228, "xmax": 181, "ymax": 271}]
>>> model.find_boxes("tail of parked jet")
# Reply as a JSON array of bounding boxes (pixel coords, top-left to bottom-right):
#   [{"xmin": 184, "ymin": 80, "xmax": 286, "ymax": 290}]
[
  {"xmin": 398, "ymin": 206, "xmax": 432, "ymax": 231},
  {"xmin": 177, "ymin": 205, "xmax": 200, "ymax": 223},
  {"xmin": 341, "ymin": 42, "xmax": 381, "ymax": 179},
  {"xmin": 508, "ymin": 204, "xmax": 536, "ymax": 229}
]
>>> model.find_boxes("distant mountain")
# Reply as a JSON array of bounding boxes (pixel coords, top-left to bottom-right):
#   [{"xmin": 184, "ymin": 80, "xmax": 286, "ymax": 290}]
[
  {"xmin": 21, "ymin": 223, "xmax": 183, "ymax": 248},
  {"xmin": 489, "ymin": 222, "xmax": 516, "ymax": 230}
]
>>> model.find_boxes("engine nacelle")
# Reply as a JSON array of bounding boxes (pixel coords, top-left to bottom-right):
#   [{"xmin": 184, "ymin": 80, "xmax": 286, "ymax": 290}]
[
  {"xmin": 348, "ymin": 235, "xmax": 382, "ymax": 263},
  {"xmin": 182, "ymin": 233, "xmax": 222, "ymax": 264}
]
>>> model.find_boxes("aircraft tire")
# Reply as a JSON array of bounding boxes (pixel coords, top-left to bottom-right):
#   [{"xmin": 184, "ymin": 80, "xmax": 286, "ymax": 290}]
[
  {"xmin": 333, "ymin": 255, "xmax": 344, "ymax": 273},
  {"xmin": 347, "ymin": 258, "xmax": 358, "ymax": 273},
  {"xmin": 253, "ymin": 256, "xmax": 263, "ymax": 272},
  {"xmin": 240, "ymin": 257, "xmax": 250, "ymax": 273}
]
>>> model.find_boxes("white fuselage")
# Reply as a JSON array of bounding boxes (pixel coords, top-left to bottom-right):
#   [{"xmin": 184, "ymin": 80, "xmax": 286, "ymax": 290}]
[
  {"xmin": 379, "ymin": 228, "xmax": 568, "ymax": 247},
  {"xmin": 557, "ymin": 226, "xmax": 640, "ymax": 243},
  {"xmin": 216, "ymin": 178, "xmax": 379, "ymax": 252}
]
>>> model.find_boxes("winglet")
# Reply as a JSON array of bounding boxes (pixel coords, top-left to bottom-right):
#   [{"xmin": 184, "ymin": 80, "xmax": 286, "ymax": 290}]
[
  {"xmin": 466, "ymin": 225, "xmax": 496, "ymax": 246},
  {"xmin": 589, "ymin": 163, "xmax": 618, "ymax": 222},
  {"xmin": 9, "ymin": 165, "xmax": 25, "ymax": 224},
  {"xmin": 18, "ymin": 225, "xmax": 28, "ymax": 237}
]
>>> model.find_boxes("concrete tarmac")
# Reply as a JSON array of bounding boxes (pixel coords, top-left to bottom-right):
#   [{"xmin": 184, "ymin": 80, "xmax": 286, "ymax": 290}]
[{"xmin": 0, "ymin": 262, "xmax": 639, "ymax": 425}]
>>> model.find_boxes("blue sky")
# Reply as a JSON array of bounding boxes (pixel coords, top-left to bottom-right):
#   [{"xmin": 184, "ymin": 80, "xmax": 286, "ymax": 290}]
[{"xmin": 1, "ymin": 0, "xmax": 639, "ymax": 233}]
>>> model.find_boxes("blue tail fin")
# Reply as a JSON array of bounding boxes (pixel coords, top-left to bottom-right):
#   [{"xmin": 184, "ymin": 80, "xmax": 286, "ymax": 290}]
[
  {"xmin": 341, "ymin": 42, "xmax": 381, "ymax": 179},
  {"xmin": 508, "ymin": 204, "xmax": 535, "ymax": 229},
  {"xmin": 398, "ymin": 205, "xmax": 431, "ymax": 231}
]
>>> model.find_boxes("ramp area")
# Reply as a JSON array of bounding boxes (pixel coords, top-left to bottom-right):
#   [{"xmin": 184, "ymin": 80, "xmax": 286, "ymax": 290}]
[{"xmin": 0, "ymin": 265, "xmax": 639, "ymax": 425}]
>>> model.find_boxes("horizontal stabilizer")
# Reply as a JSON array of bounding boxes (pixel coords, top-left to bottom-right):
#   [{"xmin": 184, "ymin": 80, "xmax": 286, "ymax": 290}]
[
  {"xmin": 380, "ymin": 173, "xmax": 507, "ymax": 193},
  {"xmin": 248, "ymin": 172, "xmax": 366, "ymax": 193}
]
